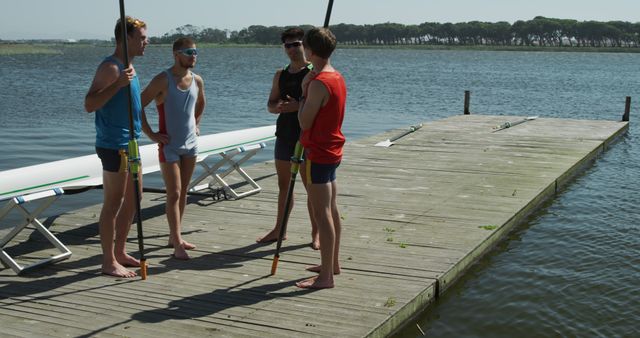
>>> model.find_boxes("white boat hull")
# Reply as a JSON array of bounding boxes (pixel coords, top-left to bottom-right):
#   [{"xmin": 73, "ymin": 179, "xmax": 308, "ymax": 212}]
[{"xmin": 0, "ymin": 125, "xmax": 276, "ymax": 200}]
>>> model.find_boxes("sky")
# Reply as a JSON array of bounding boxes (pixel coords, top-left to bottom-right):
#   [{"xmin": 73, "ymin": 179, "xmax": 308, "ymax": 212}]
[{"xmin": 2, "ymin": 0, "xmax": 640, "ymax": 40}]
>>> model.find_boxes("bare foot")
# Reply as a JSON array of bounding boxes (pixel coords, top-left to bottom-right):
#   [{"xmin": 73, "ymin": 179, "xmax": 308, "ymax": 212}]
[
  {"xmin": 256, "ymin": 229, "xmax": 286, "ymax": 243},
  {"xmin": 296, "ymin": 276, "xmax": 334, "ymax": 289},
  {"xmin": 168, "ymin": 240, "xmax": 196, "ymax": 250},
  {"xmin": 305, "ymin": 264, "xmax": 341, "ymax": 275},
  {"xmin": 115, "ymin": 253, "xmax": 141, "ymax": 267},
  {"xmin": 310, "ymin": 240, "xmax": 320, "ymax": 250},
  {"xmin": 172, "ymin": 244, "xmax": 190, "ymax": 260},
  {"xmin": 102, "ymin": 262, "xmax": 137, "ymax": 278}
]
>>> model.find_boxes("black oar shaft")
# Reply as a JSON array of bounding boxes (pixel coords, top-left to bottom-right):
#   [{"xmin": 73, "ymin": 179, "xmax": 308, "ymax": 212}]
[
  {"xmin": 389, "ymin": 124, "xmax": 422, "ymax": 142},
  {"xmin": 493, "ymin": 117, "xmax": 532, "ymax": 132},
  {"xmin": 323, "ymin": 0, "xmax": 334, "ymax": 28},
  {"xmin": 118, "ymin": 0, "xmax": 146, "ymax": 279},
  {"xmin": 118, "ymin": 0, "xmax": 135, "ymax": 136},
  {"xmin": 271, "ymin": 143, "xmax": 303, "ymax": 275}
]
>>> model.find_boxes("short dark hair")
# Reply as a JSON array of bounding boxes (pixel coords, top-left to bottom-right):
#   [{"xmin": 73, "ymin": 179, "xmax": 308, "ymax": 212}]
[
  {"xmin": 173, "ymin": 37, "xmax": 195, "ymax": 51},
  {"xmin": 303, "ymin": 28, "xmax": 336, "ymax": 59},
  {"xmin": 281, "ymin": 27, "xmax": 304, "ymax": 43},
  {"xmin": 114, "ymin": 16, "xmax": 146, "ymax": 42}
]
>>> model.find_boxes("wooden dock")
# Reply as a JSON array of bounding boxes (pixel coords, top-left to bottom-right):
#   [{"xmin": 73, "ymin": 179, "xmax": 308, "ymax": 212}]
[{"xmin": 0, "ymin": 115, "xmax": 628, "ymax": 337}]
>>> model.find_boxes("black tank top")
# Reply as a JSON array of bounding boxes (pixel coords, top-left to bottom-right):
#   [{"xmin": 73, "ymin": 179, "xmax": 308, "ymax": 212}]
[{"xmin": 275, "ymin": 63, "xmax": 313, "ymax": 141}]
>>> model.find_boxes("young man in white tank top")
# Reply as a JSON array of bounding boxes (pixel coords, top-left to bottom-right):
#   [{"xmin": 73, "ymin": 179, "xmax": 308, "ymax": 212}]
[{"xmin": 141, "ymin": 37, "xmax": 206, "ymax": 260}]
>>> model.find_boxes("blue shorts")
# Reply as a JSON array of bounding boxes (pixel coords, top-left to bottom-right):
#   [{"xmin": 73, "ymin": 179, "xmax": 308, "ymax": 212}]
[
  {"xmin": 274, "ymin": 137, "xmax": 300, "ymax": 161},
  {"xmin": 305, "ymin": 160, "xmax": 340, "ymax": 184},
  {"xmin": 96, "ymin": 147, "xmax": 128, "ymax": 173},
  {"xmin": 160, "ymin": 145, "xmax": 198, "ymax": 163}
]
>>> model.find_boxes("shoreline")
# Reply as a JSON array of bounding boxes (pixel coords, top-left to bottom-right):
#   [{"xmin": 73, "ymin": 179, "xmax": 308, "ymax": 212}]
[
  {"xmin": 2, "ymin": 42, "xmax": 640, "ymax": 55},
  {"xmin": 0, "ymin": 43, "xmax": 64, "ymax": 55}
]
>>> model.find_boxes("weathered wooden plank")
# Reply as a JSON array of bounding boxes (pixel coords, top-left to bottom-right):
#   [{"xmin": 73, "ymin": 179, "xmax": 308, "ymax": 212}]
[{"xmin": 0, "ymin": 115, "xmax": 627, "ymax": 337}]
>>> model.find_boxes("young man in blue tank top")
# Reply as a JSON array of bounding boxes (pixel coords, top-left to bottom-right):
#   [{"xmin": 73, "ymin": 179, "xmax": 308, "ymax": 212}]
[
  {"xmin": 257, "ymin": 27, "xmax": 320, "ymax": 249},
  {"xmin": 141, "ymin": 37, "xmax": 206, "ymax": 260},
  {"xmin": 84, "ymin": 16, "xmax": 148, "ymax": 278}
]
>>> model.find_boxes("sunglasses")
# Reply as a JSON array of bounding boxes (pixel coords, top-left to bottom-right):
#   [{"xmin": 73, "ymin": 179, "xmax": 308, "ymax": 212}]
[
  {"xmin": 284, "ymin": 41, "xmax": 302, "ymax": 49},
  {"xmin": 178, "ymin": 48, "xmax": 198, "ymax": 56}
]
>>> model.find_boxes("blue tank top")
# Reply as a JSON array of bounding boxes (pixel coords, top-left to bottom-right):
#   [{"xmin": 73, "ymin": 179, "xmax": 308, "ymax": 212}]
[
  {"xmin": 158, "ymin": 69, "xmax": 198, "ymax": 150},
  {"xmin": 95, "ymin": 56, "xmax": 142, "ymax": 150}
]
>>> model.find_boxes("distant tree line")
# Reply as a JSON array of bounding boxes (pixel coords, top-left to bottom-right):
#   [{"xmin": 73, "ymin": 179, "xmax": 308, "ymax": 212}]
[{"xmin": 150, "ymin": 17, "xmax": 640, "ymax": 48}]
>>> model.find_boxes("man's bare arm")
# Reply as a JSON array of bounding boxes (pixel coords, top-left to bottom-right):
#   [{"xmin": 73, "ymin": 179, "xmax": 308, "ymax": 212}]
[
  {"xmin": 267, "ymin": 70, "xmax": 282, "ymax": 114},
  {"xmin": 195, "ymin": 74, "xmax": 206, "ymax": 134},
  {"xmin": 141, "ymin": 72, "xmax": 166, "ymax": 108},
  {"xmin": 298, "ymin": 80, "xmax": 327, "ymax": 130},
  {"xmin": 84, "ymin": 63, "xmax": 133, "ymax": 113},
  {"xmin": 140, "ymin": 73, "xmax": 169, "ymax": 144}
]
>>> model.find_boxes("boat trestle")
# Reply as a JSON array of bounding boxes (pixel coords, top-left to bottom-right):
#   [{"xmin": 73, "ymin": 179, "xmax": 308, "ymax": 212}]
[{"xmin": 0, "ymin": 188, "xmax": 72, "ymax": 274}]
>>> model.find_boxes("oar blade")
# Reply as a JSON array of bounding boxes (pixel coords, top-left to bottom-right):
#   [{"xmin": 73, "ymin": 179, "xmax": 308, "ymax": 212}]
[
  {"xmin": 374, "ymin": 139, "xmax": 393, "ymax": 147},
  {"xmin": 375, "ymin": 123, "xmax": 423, "ymax": 147}
]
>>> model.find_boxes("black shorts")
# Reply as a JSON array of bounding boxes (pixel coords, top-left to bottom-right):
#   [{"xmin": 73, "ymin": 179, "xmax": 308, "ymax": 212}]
[
  {"xmin": 305, "ymin": 160, "xmax": 340, "ymax": 184},
  {"xmin": 96, "ymin": 147, "xmax": 128, "ymax": 173},
  {"xmin": 274, "ymin": 137, "xmax": 300, "ymax": 161}
]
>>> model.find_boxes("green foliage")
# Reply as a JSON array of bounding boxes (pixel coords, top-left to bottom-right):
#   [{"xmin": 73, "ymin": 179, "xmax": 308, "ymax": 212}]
[
  {"xmin": 149, "ymin": 24, "xmax": 228, "ymax": 44},
  {"xmin": 148, "ymin": 17, "xmax": 640, "ymax": 48},
  {"xmin": 479, "ymin": 225, "xmax": 498, "ymax": 231}
]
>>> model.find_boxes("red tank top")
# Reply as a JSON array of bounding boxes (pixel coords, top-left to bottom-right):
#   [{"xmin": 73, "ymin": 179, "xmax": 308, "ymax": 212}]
[{"xmin": 300, "ymin": 71, "xmax": 347, "ymax": 164}]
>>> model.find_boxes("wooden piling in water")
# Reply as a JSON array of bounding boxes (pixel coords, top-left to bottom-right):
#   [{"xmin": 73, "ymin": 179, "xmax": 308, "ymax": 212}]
[
  {"xmin": 623, "ymin": 96, "xmax": 630, "ymax": 122},
  {"xmin": 464, "ymin": 90, "xmax": 470, "ymax": 115}
]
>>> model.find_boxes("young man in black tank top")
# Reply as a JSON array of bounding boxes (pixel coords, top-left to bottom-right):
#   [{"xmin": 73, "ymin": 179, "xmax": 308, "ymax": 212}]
[{"xmin": 257, "ymin": 27, "xmax": 319, "ymax": 249}]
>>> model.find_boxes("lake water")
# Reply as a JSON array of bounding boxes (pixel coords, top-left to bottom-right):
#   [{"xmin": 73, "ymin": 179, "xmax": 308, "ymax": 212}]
[{"xmin": 0, "ymin": 46, "xmax": 638, "ymax": 337}]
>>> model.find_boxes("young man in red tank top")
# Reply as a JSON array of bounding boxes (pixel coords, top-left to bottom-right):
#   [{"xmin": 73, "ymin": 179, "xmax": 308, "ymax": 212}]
[{"xmin": 296, "ymin": 28, "xmax": 347, "ymax": 289}]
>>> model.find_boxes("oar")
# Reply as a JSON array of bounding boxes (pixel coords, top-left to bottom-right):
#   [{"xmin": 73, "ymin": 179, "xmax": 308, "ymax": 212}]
[
  {"xmin": 118, "ymin": 0, "xmax": 147, "ymax": 280},
  {"xmin": 271, "ymin": 0, "xmax": 335, "ymax": 275},
  {"xmin": 374, "ymin": 123, "xmax": 423, "ymax": 147},
  {"xmin": 270, "ymin": 142, "xmax": 303, "ymax": 275},
  {"xmin": 492, "ymin": 116, "xmax": 538, "ymax": 133},
  {"xmin": 323, "ymin": 0, "xmax": 334, "ymax": 28}
]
